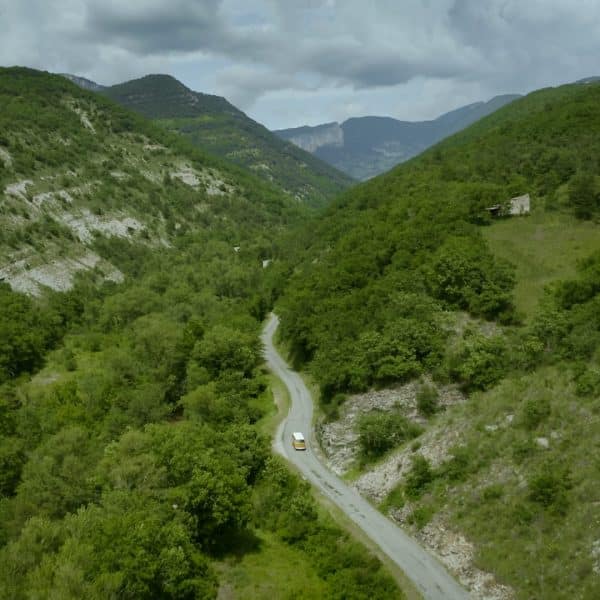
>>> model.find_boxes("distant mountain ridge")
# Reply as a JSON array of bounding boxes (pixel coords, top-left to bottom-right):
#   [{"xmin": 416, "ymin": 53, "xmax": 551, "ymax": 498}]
[
  {"xmin": 63, "ymin": 73, "xmax": 354, "ymax": 208},
  {"xmin": 275, "ymin": 94, "xmax": 522, "ymax": 180}
]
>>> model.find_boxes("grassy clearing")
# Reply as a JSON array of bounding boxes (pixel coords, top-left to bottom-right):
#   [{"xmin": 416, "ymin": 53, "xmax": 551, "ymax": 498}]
[
  {"xmin": 215, "ymin": 530, "xmax": 328, "ymax": 599},
  {"xmin": 450, "ymin": 367, "xmax": 600, "ymax": 599},
  {"xmin": 254, "ymin": 371, "xmax": 290, "ymax": 438},
  {"xmin": 341, "ymin": 465, "xmax": 363, "ymax": 482},
  {"xmin": 382, "ymin": 365, "xmax": 600, "ymax": 599},
  {"xmin": 482, "ymin": 209, "xmax": 600, "ymax": 319}
]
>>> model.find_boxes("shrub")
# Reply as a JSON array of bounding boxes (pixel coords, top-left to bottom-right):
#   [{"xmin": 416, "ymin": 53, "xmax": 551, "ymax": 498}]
[
  {"xmin": 416, "ymin": 383, "xmax": 440, "ymax": 417},
  {"xmin": 450, "ymin": 332, "xmax": 509, "ymax": 392},
  {"xmin": 511, "ymin": 437, "xmax": 536, "ymax": 464},
  {"xmin": 407, "ymin": 504, "xmax": 435, "ymax": 529},
  {"xmin": 482, "ymin": 484, "xmax": 504, "ymax": 501},
  {"xmin": 573, "ymin": 364, "xmax": 600, "ymax": 397},
  {"xmin": 357, "ymin": 411, "xmax": 422, "ymax": 461},
  {"xmin": 568, "ymin": 171, "xmax": 599, "ymax": 220},
  {"xmin": 426, "ymin": 235, "xmax": 515, "ymax": 320},
  {"xmin": 440, "ymin": 445, "xmax": 475, "ymax": 482},
  {"xmin": 404, "ymin": 455, "xmax": 434, "ymax": 500},
  {"xmin": 521, "ymin": 395, "xmax": 551, "ymax": 430},
  {"xmin": 528, "ymin": 465, "xmax": 571, "ymax": 514},
  {"xmin": 322, "ymin": 393, "xmax": 346, "ymax": 422}
]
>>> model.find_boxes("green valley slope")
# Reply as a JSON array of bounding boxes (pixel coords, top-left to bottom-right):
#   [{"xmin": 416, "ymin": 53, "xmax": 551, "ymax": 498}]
[
  {"xmin": 101, "ymin": 74, "xmax": 354, "ymax": 208},
  {"xmin": 0, "ymin": 68, "xmax": 305, "ymax": 296},
  {"xmin": 277, "ymin": 81, "xmax": 600, "ymax": 598},
  {"xmin": 0, "ymin": 68, "xmax": 401, "ymax": 600}
]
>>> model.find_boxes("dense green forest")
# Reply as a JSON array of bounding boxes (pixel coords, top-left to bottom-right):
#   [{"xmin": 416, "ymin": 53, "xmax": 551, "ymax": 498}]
[
  {"xmin": 0, "ymin": 242, "xmax": 396, "ymax": 599},
  {"xmin": 101, "ymin": 75, "xmax": 354, "ymax": 208},
  {"xmin": 0, "ymin": 68, "xmax": 400, "ymax": 599},
  {"xmin": 277, "ymin": 81, "xmax": 600, "ymax": 597},
  {"xmin": 278, "ymin": 81, "xmax": 600, "ymax": 403}
]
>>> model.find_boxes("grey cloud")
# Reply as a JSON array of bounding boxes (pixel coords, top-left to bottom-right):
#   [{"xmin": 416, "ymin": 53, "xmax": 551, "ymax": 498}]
[
  {"xmin": 82, "ymin": 0, "xmax": 225, "ymax": 53},
  {"xmin": 216, "ymin": 64, "xmax": 300, "ymax": 107},
  {"xmin": 55, "ymin": 0, "xmax": 478, "ymax": 89},
  {"xmin": 2, "ymin": 0, "xmax": 600, "ymax": 126}
]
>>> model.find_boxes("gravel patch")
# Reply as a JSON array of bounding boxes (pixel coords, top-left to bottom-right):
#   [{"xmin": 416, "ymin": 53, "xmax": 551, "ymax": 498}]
[
  {"xmin": 68, "ymin": 103, "xmax": 96, "ymax": 133},
  {"xmin": 171, "ymin": 165, "xmax": 233, "ymax": 195},
  {"xmin": 318, "ymin": 379, "xmax": 514, "ymax": 598},
  {"xmin": 352, "ymin": 422, "xmax": 467, "ymax": 502},
  {"xmin": 319, "ymin": 379, "xmax": 465, "ymax": 477},
  {"xmin": 57, "ymin": 209, "xmax": 144, "ymax": 243},
  {"xmin": 408, "ymin": 514, "xmax": 515, "ymax": 600}
]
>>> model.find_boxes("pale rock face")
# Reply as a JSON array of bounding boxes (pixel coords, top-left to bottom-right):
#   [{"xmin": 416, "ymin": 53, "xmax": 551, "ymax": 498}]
[
  {"xmin": 32, "ymin": 190, "xmax": 74, "ymax": 208},
  {"xmin": 170, "ymin": 165, "xmax": 232, "ymax": 196},
  {"xmin": 0, "ymin": 253, "xmax": 123, "ymax": 296},
  {"xmin": 5, "ymin": 180, "xmax": 34, "ymax": 200},
  {"xmin": 171, "ymin": 166, "xmax": 201, "ymax": 187},
  {"xmin": 0, "ymin": 147, "xmax": 12, "ymax": 168},
  {"xmin": 592, "ymin": 540, "xmax": 600, "ymax": 575},
  {"xmin": 287, "ymin": 123, "xmax": 344, "ymax": 153},
  {"xmin": 319, "ymin": 379, "xmax": 466, "ymax": 480},
  {"xmin": 57, "ymin": 209, "xmax": 144, "ymax": 243},
  {"xmin": 63, "ymin": 99, "xmax": 96, "ymax": 133}
]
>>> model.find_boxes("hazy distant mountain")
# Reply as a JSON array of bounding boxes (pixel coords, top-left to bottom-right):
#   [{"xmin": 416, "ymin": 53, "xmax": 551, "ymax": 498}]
[
  {"xmin": 275, "ymin": 94, "xmax": 522, "ymax": 180},
  {"xmin": 100, "ymin": 74, "xmax": 354, "ymax": 207}
]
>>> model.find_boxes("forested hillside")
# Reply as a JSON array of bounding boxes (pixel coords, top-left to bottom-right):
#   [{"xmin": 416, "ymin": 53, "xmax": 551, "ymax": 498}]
[
  {"xmin": 101, "ymin": 75, "xmax": 354, "ymax": 208},
  {"xmin": 0, "ymin": 68, "xmax": 400, "ymax": 599},
  {"xmin": 0, "ymin": 67, "xmax": 303, "ymax": 296},
  {"xmin": 277, "ymin": 81, "xmax": 600, "ymax": 598}
]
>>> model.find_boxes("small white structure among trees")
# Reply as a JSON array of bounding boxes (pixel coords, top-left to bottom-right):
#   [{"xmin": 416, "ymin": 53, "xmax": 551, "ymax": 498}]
[
  {"xmin": 509, "ymin": 193, "xmax": 531, "ymax": 215},
  {"xmin": 486, "ymin": 193, "xmax": 531, "ymax": 217}
]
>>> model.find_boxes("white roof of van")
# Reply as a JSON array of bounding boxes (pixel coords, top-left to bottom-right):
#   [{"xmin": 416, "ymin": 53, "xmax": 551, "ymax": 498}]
[{"xmin": 292, "ymin": 432, "xmax": 305, "ymax": 440}]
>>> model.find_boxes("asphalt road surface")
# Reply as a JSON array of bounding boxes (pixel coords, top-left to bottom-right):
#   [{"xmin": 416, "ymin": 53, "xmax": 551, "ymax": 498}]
[{"xmin": 261, "ymin": 313, "xmax": 469, "ymax": 600}]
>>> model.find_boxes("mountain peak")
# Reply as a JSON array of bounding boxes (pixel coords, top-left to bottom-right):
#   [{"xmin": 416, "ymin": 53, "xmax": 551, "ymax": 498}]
[
  {"xmin": 125, "ymin": 73, "xmax": 190, "ymax": 91},
  {"xmin": 102, "ymin": 74, "xmax": 240, "ymax": 120}
]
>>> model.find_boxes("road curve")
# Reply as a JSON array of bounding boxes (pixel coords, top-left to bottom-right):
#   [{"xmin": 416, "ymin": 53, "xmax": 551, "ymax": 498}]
[{"xmin": 261, "ymin": 314, "xmax": 468, "ymax": 600}]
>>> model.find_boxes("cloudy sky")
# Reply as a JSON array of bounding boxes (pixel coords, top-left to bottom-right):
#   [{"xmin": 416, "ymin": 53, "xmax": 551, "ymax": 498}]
[{"xmin": 1, "ymin": 0, "xmax": 599, "ymax": 129}]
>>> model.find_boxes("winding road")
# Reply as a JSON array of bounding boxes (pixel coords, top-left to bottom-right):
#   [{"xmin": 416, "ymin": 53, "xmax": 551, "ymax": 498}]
[{"xmin": 262, "ymin": 314, "xmax": 469, "ymax": 600}]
